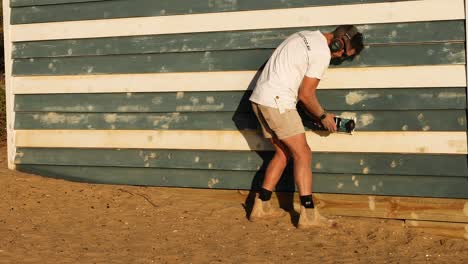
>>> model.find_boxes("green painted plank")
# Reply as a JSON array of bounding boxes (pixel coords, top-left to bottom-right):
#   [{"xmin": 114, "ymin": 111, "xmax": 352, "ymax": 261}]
[
  {"xmin": 12, "ymin": 43, "xmax": 465, "ymax": 76},
  {"xmin": 11, "ymin": 0, "xmax": 411, "ymax": 24},
  {"xmin": 14, "ymin": 88, "xmax": 467, "ymax": 112},
  {"xmin": 12, "ymin": 21, "xmax": 465, "ymax": 58},
  {"xmin": 15, "ymin": 164, "xmax": 468, "ymax": 198},
  {"xmin": 10, "ymin": 0, "xmax": 109, "ymax": 8},
  {"xmin": 14, "ymin": 110, "xmax": 467, "ymax": 131},
  {"xmin": 15, "ymin": 148, "xmax": 468, "ymax": 177}
]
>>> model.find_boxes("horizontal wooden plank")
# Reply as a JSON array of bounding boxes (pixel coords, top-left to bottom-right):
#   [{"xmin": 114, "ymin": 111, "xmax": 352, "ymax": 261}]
[
  {"xmin": 14, "ymin": 88, "xmax": 467, "ymax": 112},
  {"xmin": 12, "ymin": 43, "xmax": 466, "ymax": 76},
  {"xmin": 13, "ymin": 110, "xmax": 467, "ymax": 132},
  {"xmin": 10, "ymin": 0, "xmax": 465, "ymax": 41},
  {"xmin": 405, "ymin": 220, "xmax": 468, "ymax": 239},
  {"xmin": 15, "ymin": 148, "xmax": 468, "ymax": 177},
  {"xmin": 11, "ymin": 0, "xmax": 413, "ymax": 24},
  {"xmin": 12, "ymin": 66, "xmax": 467, "ymax": 94},
  {"xmin": 14, "ymin": 130, "xmax": 468, "ymax": 154},
  {"xmin": 12, "ymin": 21, "xmax": 465, "ymax": 58},
  {"xmin": 10, "ymin": 0, "xmax": 108, "ymax": 7},
  {"xmin": 312, "ymin": 193, "xmax": 468, "ymax": 223},
  {"xmin": 15, "ymin": 164, "xmax": 468, "ymax": 198}
]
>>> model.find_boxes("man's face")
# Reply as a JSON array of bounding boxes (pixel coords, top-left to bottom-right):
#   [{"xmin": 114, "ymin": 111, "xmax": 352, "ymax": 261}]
[{"xmin": 330, "ymin": 39, "xmax": 356, "ymax": 59}]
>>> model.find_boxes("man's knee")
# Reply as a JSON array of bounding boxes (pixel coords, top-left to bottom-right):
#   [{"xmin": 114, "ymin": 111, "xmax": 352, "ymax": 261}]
[
  {"xmin": 291, "ymin": 145, "xmax": 311, "ymax": 162},
  {"xmin": 274, "ymin": 150, "xmax": 289, "ymax": 164}
]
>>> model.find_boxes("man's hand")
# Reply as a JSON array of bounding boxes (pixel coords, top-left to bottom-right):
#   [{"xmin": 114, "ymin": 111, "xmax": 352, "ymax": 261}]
[{"xmin": 321, "ymin": 113, "xmax": 337, "ymax": 132}]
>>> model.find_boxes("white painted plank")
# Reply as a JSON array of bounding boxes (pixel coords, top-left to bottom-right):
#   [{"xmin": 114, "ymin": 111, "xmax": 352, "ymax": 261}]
[
  {"xmin": 13, "ymin": 65, "xmax": 466, "ymax": 94},
  {"xmin": 15, "ymin": 130, "xmax": 468, "ymax": 154},
  {"xmin": 11, "ymin": 0, "xmax": 465, "ymax": 41},
  {"xmin": 3, "ymin": 0, "xmax": 16, "ymax": 170}
]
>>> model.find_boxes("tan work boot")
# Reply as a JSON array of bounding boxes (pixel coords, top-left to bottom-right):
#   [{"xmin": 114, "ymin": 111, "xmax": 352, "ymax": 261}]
[
  {"xmin": 249, "ymin": 197, "xmax": 286, "ymax": 222},
  {"xmin": 297, "ymin": 206, "xmax": 336, "ymax": 229}
]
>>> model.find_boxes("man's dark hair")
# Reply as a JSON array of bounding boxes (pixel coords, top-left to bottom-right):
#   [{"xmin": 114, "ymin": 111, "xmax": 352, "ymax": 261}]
[{"xmin": 332, "ymin": 25, "xmax": 364, "ymax": 55}]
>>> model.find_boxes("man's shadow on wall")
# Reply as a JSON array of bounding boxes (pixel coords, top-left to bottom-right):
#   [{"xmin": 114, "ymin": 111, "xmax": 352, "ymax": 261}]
[{"xmin": 231, "ymin": 64, "xmax": 327, "ymax": 224}]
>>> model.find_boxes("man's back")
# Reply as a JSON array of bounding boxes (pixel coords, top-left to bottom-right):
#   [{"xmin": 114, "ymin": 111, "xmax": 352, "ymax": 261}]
[{"xmin": 249, "ymin": 30, "xmax": 330, "ymax": 110}]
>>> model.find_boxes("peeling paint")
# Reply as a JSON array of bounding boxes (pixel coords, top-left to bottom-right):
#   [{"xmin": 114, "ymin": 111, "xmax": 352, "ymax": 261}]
[
  {"xmin": 422, "ymin": 125, "xmax": 430, "ymax": 131},
  {"xmin": 117, "ymin": 106, "xmax": 150, "ymax": 112},
  {"xmin": 176, "ymin": 92, "xmax": 185, "ymax": 99},
  {"xmin": 337, "ymin": 182, "xmax": 344, "ymax": 189},
  {"xmin": 176, "ymin": 103, "xmax": 225, "ymax": 111},
  {"xmin": 315, "ymin": 162, "xmax": 322, "ymax": 169},
  {"xmin": 354, "ymin": 180, "xmax": 359, "ymax": 187},
  {"xmin": 194, "ymin": 156, "xmax": 200, "ymax": 163},
  {"xmin": 457, "ymin": 117, "xmax": 465, "ymax": 126},
  {"xmin": 438, "ymin": 92, "xmax": 463, "ymax": 99},
  {"xmin": 371, "ymin": 185, "xmax": 377, "ymax": 191},
  {"xmin": 150, "ymin": 113, "xmax": 188, "ymax": 128},
  {"xmin": 390, "ymin": 160, "xmax": 397, "ymax": 168},
  {"xmin": 358, "ymin": 114, "xmax": 375, "ymax": 127},
  {"xmin": 401, "ymin": 125, "xmax": 408, "ymax": 131},
  {"xmin": 345, "ymin": 91, "xmax": 380, "ymax": 105},
  {"xmin": 190, "ymin": 97, "xmax": 200, "ymax": 105},
  {"xmin": 362, "ymin": 167, "xmax": 369, "ymax": 174},
  {"xmin": 417, "ymin": 113, "xmax": 424, "ymax": 121},
  {"xmin": 39, "ymin": 113, "xmax": 86, "ymax": 125},
  {"xmin": 207, "ymin": 178, "xmax": 219, "ymax": 188},
  {"xmin": 359, "ymin": 159, "xmax": 364, "ymax": 166},
  {"xmin": 206, "ymin": 96, "xmax": 215, "ymax": 104},
  {"xmin": 104, "ymin": 114, "xmax": 117, "ymax": 124}
]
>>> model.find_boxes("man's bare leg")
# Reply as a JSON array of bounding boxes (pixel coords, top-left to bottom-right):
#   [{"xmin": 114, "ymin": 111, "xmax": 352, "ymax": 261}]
[
  {"xmin": 280, "ymin": 133, "xmax": 312, "ymax": 195},
  {"xmin": 250, "ymin": 137, "xmax": 289, "ymax": 221},
  {"xmin": 280, "ymin": 133, "xmax": 335, "ymax": 228},
  {"xmin": 262, "ymin": 137, "xmax": 290, "ymax": 191}
]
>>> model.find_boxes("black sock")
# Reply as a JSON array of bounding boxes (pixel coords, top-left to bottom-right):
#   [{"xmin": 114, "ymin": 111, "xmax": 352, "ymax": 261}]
[
  {"xmin": 259, "ymin": 188, "xmax": 272, "ymax": 201},
  {"xmin": 300, "ymin": 195, "xmax": 314, "ymax": 208}
]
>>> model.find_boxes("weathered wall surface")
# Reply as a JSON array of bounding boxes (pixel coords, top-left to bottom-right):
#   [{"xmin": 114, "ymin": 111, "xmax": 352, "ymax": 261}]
[{"xmin": 5, "ymin": 0, "xmax": 468, "ymax": 198}]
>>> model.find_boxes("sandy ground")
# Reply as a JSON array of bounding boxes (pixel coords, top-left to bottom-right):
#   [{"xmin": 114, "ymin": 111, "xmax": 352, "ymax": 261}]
[{"xmin": 0, "ymin": 144, "xmax": 467, "ymax": 264}]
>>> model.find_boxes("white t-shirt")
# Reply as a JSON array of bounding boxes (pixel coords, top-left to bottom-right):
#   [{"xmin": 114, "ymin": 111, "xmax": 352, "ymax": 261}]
[{"xmin": 249, "ymin": 30, "xmax": 331, "ymax": 110}]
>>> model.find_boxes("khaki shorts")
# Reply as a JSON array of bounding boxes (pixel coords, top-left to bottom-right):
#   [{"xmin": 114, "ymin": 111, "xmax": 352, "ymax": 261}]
[{"xmin": 251, "ymin": 102, "xmax": 305, "ymax": 140}]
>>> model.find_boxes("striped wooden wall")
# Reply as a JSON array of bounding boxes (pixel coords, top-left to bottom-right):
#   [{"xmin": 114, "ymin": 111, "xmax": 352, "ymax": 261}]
[{"xmin": 4, "ymin": 0, "xmax": 468, "ymax": 199}]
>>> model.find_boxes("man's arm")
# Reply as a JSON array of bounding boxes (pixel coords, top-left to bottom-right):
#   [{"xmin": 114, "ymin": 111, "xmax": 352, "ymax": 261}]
[{"xmin": 298, "ymin": 76, "xmax": 337, "ymax": 132}]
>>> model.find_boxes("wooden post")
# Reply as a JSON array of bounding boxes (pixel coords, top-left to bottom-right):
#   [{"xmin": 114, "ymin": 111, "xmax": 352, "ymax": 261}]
[{"xmin": 2, "ymin": 0, "xmax": 15, "ymax": 169}]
